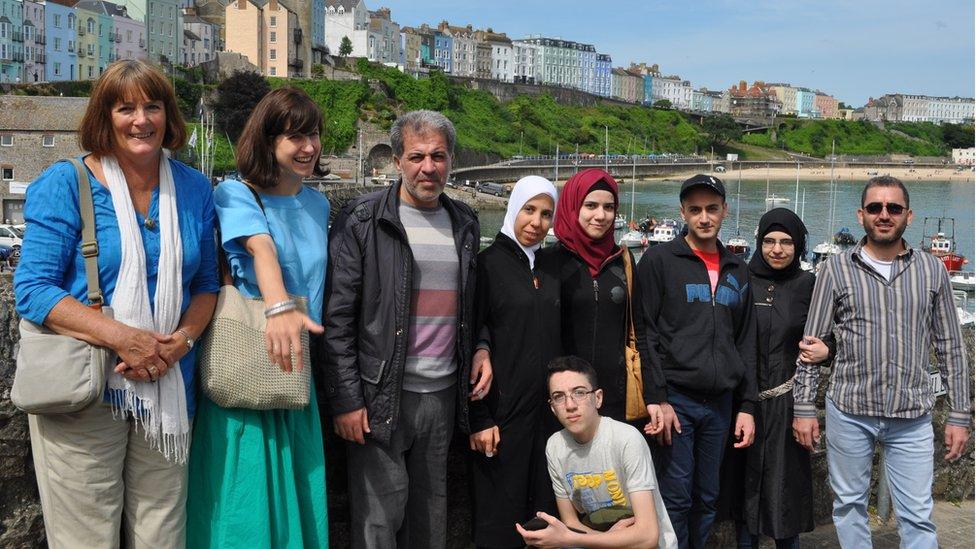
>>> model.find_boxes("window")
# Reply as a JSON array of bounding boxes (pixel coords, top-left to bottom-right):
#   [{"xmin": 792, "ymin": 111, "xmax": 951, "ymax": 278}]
[
  {"xmin": 87, "ymin": 19, "xmax": 94, "ymax": 34},
  {"xmin": 54, "ymin": 37, "xmax": 61, "ymax": 51},
  {"xmin": 88, "ymin": 65, "xmax": 93, "ymax": 78},
  {"xmin": 2, "ymin": 167, "xmax": 13, "ymax": 180},
  {"xmin": 270, "ymin": 16, "xmax": 277, "ymax": 27},
  {"xmin": 0, "ymin": 135, "xmax": 12, "ymax": 147},
  {"xmin": 42, "ymin": 134, "xmax": 54, "ymax": 147},
  {"xmin": 270, "ymin": 31, "xmax": 276, "ymax": 43},
  {"xmin": 68, "ymin": 14, "xmax": 75, "ymax": 27},
  {"xmin": 99, "ymin": 24, "xmax": 102, "ymax": 37},
  {"xmin": 150, "ymin": 2, "xmax": 154, "ymax": 15},
  {"xmin": 54, "ymin": 62, "xmax": 62, "ymax": 76},
  {"xmin": 269, "ymin": 49, "xmax": 276, "ymax": 60},
  {"xmin": 270, "ymin": 66, "xmax": 276, "ymax": 76},
  {"xmin": 127, "ymin": 30, "xmax": 132, "ymax": 42},
  {"xmin": 54, "ymin": 14, "xmax": 61, "ymax": 28}
]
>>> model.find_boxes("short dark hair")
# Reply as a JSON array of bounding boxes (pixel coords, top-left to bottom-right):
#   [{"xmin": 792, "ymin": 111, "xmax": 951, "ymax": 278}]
[
  {"xmin": 547, "ymin": 356, "xmax": 599, "ymax": 390},
  {"xmin": 861, "ymin": 175, "xmax": 910, "ymax": 208},
  {"xmin": 78, "ymin": 60, "xmax": 187, "ymax": 155},
  {"xmin": 235, "ymin": 87, "xmax": 327, "ymax": 189}
]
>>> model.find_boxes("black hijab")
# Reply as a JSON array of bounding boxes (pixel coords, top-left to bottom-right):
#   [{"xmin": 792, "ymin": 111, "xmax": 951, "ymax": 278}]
[{"xmin": 749, "ymin": 208, "xmax": 807, "ymax": 280}]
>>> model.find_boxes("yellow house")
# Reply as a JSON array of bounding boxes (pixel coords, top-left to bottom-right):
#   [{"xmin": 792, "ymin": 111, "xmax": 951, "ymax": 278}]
[{"xmin": 225, "ymin": 0, "xmax": 303, "ymax": 78}]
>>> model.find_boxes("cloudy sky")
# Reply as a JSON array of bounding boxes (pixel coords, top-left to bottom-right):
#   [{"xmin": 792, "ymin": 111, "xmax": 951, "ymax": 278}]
[{"xmin": 373, "ymin": 0, "xmax": 975, "ymax": 106}]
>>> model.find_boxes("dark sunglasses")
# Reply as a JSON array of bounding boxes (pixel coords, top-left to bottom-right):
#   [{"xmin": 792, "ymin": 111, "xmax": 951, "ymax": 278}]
[{"xmin": 863, "ymin": 202, "xmax": 906, "ymax": 216}]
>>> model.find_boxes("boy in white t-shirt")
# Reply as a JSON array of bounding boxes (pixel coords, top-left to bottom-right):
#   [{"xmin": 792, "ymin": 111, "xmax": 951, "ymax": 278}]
[{"xmin": 517, "ymin": 356, "xmax": 677, "ymax": 549}]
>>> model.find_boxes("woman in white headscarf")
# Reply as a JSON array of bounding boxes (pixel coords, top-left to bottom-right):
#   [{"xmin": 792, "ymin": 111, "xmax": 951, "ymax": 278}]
[{"xmin": 467, "ymin": 176, "xmax": 562, "ymax": 549}]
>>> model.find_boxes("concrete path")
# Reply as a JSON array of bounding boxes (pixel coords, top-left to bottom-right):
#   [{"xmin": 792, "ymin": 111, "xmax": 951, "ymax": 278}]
[{"xmin": 763, "ymin": 500, "xmax": 975, "ymax": 548}]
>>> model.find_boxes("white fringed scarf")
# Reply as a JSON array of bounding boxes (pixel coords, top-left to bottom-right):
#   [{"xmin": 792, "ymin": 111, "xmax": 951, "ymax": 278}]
[{"xmin": 102, "ymin": 152, "xmax": 189, "ymax": 463}]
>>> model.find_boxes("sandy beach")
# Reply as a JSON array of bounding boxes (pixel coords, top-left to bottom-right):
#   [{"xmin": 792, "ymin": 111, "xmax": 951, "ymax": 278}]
[{"xmin": 659, "ymin": 166, "xmax": 975, "ymax": 183}]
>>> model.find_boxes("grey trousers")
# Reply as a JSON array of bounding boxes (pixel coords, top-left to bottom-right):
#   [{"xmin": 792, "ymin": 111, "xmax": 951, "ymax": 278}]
[
  {"xmin": 28, "ymin": 402, "xmax": 188, "ymax": 549},
  {"xmin": 347, "ymin": 385, "xmax": 456, "ymax": 549}
]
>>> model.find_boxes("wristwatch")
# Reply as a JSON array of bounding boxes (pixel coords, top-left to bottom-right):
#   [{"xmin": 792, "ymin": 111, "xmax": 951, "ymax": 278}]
[{"xmin": 176, "ymin": 328, "xmax": 194, "ymax": 350}]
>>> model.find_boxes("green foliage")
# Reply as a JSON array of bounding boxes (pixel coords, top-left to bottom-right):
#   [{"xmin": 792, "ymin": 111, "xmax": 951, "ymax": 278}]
[
  {"xmin": 211, "ymin": 70, "xmax": 271, "ymax": 143},
  {"xmin": 183, "ymin": 122, "xmax": 237, "ymax": 174},
  {"xmin": 702, "ymin": 113, "xmax": 742, "ymax": 147},
  {"xmin": 768, "ymin": 119, "xmax": 946, "ymax": 157},
  {"xmin": 268, "ymin": 77, "xmax": 371, "ymax": 154},
  {"xmin": 339, "ymin": 36, "xmax": 353, "ymax": 57},
  {"xmin": 652, "ymin": 99, "xmax": 672, "ymax": 110},
  {"xmin": 11, "ymin": 80, "xmax": 94, "ymax": 96},
  {"xmin": 941, "ymin": 123, "xmax": 975, "ymax": 149},
  {"xmin": 740, "ymin": 132, "xmax": 776, "ymax": 148},
  {"xmin": 173, "ymin": 77, "xmax": 207, "ymax": 122},
  {"xmin": 311, "ymin": 64, "xmax": 325, "ymax": 79}
]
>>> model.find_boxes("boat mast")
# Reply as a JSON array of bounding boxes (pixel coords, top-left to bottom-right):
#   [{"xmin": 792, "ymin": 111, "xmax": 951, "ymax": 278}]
[
  {"xmin": 800, "ymin": 188, "xmax": 806, "ymax": 222},
  {"xmin": 735, "ymin": 164, "xmax": 742, "ymax": 236},
  {"xmin": 765, "ymin": 163, "xmax": 770, "ymax": 211},
  {"xmin": 827, "ymin": 140, "xmax": 836, "ymax": 245},
  {"xmin": 631, "ymin": 155, "xmax": 637, "ymax": 222},
  {"xmin": 794, "ymin": 161, "xmax": 800, "ymax": 211}
]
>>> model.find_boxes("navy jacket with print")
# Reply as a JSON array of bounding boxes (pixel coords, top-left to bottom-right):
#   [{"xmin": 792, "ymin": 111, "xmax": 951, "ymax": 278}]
[{"xmin": 633, "ymin": 232, "xmax": 758, "ymax": 414}]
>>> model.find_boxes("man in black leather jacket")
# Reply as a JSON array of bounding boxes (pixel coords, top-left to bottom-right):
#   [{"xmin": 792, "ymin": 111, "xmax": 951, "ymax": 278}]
[{"xmin": 321, "ymin": 110, "xmax": 486, "ymax": 548}]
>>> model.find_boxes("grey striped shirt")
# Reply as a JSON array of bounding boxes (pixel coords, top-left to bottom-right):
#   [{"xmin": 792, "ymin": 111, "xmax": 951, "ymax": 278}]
[{"xmin": 793, "ymin": 240, "xmax": 971, "ymax": 427}]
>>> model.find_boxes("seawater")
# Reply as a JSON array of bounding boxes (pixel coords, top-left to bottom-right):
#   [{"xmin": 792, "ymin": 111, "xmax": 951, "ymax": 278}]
[{"xmin": 478, "ymin": 179, "xmax": 975, "ymax": 272}]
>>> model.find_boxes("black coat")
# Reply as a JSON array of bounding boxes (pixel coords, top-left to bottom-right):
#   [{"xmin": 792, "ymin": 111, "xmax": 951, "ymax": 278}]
[
  {"xmin": 542, "ymin": 243, "xmax": 634, "ymax": 422},
  {"xmin": 468, "ymin": 234, "xmax": 562, "ymax": 547},
  {"xmin": 320, "ymin": 181, "xmax": 480, "ymax": 445},
  {"xmin": 724, "ymin": 270, "xmax": 822, "ymax": 538}
]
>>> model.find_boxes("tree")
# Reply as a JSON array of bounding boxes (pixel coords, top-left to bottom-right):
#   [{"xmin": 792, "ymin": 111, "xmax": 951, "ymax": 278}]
[
  {"xmin": 339, "ymin": 36, "xmax": 353, "ymax": 57},
  {"xmin": 652, "ymin": 99, "xmax": 672, "ymax": 110},
  {"xmin": 701, "ymin": 113, "xmax": 742, "ymax": 147},
  {"xmin": 311, "ymin": 63, "xmax": 325, "ymax": 79},
  {"xmin": 942, "ymin": 123, "xmax": 975, "ymax": 149},
  {"xmin": 211, "ymin": 70, "xmax": 271, "ymax": 143}
]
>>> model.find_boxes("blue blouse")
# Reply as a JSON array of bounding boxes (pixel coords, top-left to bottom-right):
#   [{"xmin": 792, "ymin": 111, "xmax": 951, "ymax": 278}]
[
  {"xmin": 14, "ymin": 157, "xmax": 220, "ymax": 417},
  {"xmin": 215, "ymin": 180, "xmax": 330, "ymax": 324}
]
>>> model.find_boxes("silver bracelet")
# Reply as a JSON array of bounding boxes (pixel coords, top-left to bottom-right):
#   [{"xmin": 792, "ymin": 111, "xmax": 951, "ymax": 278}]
[{"xmin": 264, "ymin": 299, "xmax": 298, "ymax": 318}]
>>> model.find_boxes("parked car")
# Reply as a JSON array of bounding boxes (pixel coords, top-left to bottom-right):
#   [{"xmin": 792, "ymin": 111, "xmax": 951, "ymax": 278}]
[
  {"xmin": 0, "ymin": 224, "xmax": 23, "ymax": 250},
  {"xmin": 714, "ymin": 165, "xmax": 726, "ymax": 173},
  {"xmin": 476, "ymin": 181, "xmax": 508, "ymax": 197}
]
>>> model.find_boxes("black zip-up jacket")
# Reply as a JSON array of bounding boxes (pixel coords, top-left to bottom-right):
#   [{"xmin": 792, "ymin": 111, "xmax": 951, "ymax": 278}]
[
  {"xmin": 634, "ymin": 234, "xmax": 758, "ymax": 414},
  {"xmin": 320, "ymin": 182, "xmax": 480, "ymax": 444}
]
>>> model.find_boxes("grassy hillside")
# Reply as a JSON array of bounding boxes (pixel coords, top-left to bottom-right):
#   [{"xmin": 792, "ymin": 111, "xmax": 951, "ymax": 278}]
[{"xmin": 742, "ymin": 119, "xmax": 972, "ymax": 157}]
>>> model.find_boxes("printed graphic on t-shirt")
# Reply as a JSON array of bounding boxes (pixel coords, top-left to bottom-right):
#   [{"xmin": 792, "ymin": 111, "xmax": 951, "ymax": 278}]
[{"xmin": 564, "ymin": 468, "xmax": 630, "ymax": 514}]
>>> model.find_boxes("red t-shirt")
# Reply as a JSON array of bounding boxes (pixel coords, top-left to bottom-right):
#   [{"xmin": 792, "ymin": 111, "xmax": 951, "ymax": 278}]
[{"xmin": 692, "ymin": 249, "xmax": 721, "ymax": 293}]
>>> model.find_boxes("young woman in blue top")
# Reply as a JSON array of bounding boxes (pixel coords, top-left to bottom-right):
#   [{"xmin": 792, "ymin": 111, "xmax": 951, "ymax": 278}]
[
  {"xmin": 186, "ymin": 87, "xmax": 330, "ymax": 548},
  {"xmin": 14, "ymin": 60, "xmax": 219, "ymax": 548}
]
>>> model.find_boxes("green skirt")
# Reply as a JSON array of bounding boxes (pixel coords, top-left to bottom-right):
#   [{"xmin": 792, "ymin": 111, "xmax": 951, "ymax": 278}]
[{"xmin": 186, "ymin": 386, "xmax": 328, "ymax": 548}]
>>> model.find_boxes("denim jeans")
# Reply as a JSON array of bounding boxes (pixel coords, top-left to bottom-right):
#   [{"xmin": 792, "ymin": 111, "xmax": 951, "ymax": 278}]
[
  {"xmin": 652, "ymin": 390, "xmax": 733, "ymax": 549},
  {"xmin": 346, "ymin": 385, "xmax": 456, "ymax": 549},
  {"xmin": 825, "ymin": 398, "xmax": 937, "ymax": 549}
]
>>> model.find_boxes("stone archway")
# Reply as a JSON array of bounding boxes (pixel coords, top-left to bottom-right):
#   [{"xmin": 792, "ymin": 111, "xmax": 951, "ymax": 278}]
[{"xmin": 366, "ymin": 143, "xmax": 395, "ymax": 177}]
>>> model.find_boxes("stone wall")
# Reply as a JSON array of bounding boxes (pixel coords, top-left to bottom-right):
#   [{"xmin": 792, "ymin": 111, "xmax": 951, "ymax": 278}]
[{"xmin": 0, "ymin": 272, "xmax": 972, "ymax": 548}]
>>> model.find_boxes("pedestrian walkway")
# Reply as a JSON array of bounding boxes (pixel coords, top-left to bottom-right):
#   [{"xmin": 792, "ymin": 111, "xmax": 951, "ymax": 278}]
[{"xmin": 779, "ymin": 500, "xmax": 975, "ymax": 548}]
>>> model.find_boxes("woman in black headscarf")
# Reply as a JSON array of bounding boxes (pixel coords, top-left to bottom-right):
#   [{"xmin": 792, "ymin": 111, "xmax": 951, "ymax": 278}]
[{"xmin": 724, "ymin": 208, "xmax": 831, "ymax": 548}]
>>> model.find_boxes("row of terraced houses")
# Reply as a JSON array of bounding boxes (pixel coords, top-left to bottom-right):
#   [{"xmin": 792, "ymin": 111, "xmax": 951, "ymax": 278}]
[{"xmin": 0, "ymin": 0, "xmax": 972, "ymax": 124}]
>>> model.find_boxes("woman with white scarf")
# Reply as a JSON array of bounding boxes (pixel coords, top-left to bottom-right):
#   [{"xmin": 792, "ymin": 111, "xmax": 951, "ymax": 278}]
[
  {"xmin": 467, "ymin": 176, "xmax": 563, "ymax": 549},
  {"xmin": 14, "ymin": 60, "xmax": 219, "ymax": 548}
]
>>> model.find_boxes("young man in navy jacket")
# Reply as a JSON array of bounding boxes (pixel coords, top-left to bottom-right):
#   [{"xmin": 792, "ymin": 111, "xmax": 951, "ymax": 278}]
[{"xmin": 634, "ymin": 174, "xmax": 758, "ymax": 549}]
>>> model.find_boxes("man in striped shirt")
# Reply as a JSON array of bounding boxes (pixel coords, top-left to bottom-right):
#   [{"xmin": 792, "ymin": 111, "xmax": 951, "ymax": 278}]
[{"xmin": 792, "ymin": 176, "xmax": 970, "ymax": 548}]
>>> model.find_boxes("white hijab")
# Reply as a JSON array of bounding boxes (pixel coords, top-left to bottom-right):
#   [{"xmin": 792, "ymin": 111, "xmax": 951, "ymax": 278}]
[{"xmin": 500, "ymin": 175, "xmax": 558, "ymax": 269}]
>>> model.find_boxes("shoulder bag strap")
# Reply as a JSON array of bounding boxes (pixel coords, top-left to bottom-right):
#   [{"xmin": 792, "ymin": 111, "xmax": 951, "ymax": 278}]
[
  {"xmin": 621, "ymin": 249, "xmax": 637, "ymax": 345},
  {"xmin": 68, "ymin": 158, "xmax": 103, "ymax": 308}
]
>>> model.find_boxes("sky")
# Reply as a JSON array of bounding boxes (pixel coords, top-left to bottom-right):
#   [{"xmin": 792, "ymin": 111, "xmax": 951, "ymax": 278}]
[{"xmin": 370, "ymin": 0, "xmax": 975, "ymax": 106}]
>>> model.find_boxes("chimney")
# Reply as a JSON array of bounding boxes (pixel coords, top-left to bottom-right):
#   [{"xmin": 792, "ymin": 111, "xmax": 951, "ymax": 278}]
[
  {"xmin": 237, "ymin": 0, "xmax": 246, "ymax": 9},
  {"xmin": 739, "ymin": 81, "xmax": 747, "ymax": 92},
  {"xmin": 269, "ymin": 0, "xmax": 277, "ymax": 10}
]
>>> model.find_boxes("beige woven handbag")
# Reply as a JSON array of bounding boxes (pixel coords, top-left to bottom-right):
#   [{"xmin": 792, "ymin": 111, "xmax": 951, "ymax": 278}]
[
  {"xmin": 196, "ymin": 182, "xmax": 311, "ymax": 410},
  {"xmin": 197, "ymin": 287, "xmax": 311, "ymax": 410}
]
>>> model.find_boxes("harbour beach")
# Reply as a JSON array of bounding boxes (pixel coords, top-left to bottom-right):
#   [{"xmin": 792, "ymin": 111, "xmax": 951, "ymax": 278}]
[{"xmin": 642, "ymin": 165, "xmax": 976, "ymax": 183}]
